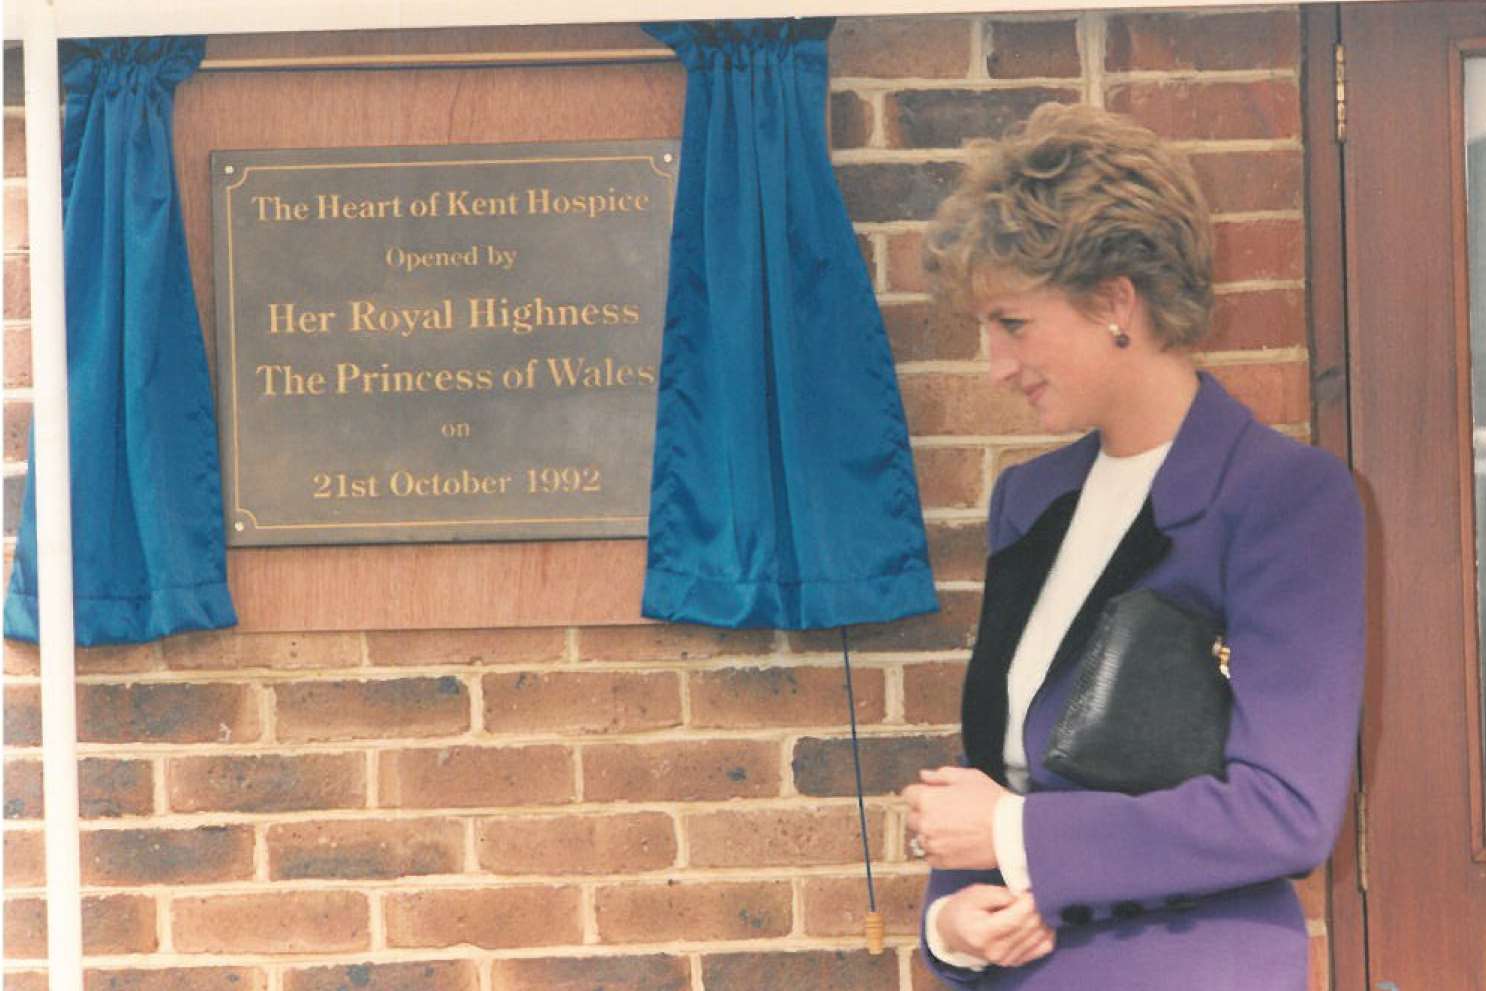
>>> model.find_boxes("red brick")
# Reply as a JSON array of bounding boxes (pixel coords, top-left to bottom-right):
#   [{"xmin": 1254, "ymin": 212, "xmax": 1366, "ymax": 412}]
[
  {"xmin": 576, "ymin": 623, "xmax": 771, "ymax": 662},
  {"xmin": 831, "ymin": 91, "xmax": 873, "ymax": 149},
  {"xmin": 901, "ymin": 372, "xmax": 1039, "ymax": 437},
  {"xmin": 911, "ymin": 946, "xmax": 943, "ymax": 990},
  {"xmin": 384, "ymin": 886, "xmax": 581, "ymax": 949},
  {"xmin": 378, "ymin": 745, "xmax": 574, "ymax": 808},
  {"xmin": 690, "ymin": 665, "xmax": 884, "ymax": 729},
  {"xmin": 1107, "ymin": 80, "xmax": 1300, "ymax": 141},
  {"xmin": 903, "ymin": 661, "xmax": 968, "ymax": 725},
  {"xmin": 4, "ymin": 185, "xmax": 27, "ymax": 252},
  {"xmin": 1214, "ymin": 218, "xmax": 1305, "ymax": 284},
  {"xmin": 5, "ymin": 895, "xmax": 158, "ymax": 962},
  {"xmin": 476, "ymin": 811, "xmax": 675, "ymax": 874},
  {"xmin": 1209, "ymin": 289, "xmax": 1307, "ymax": 352},
  {"xmin": 273, "ymin": 677, "xmax": 469, "ymax": 742},
  {"xmin": 925, "ymin": 521, "xmax": 986, "ymax": 582},
  {"xmin": 4, "ymin": 252, "xmax": 28, "ymax": 319},
  {"xmin": 83, "ymin": 970, "xmax": 266, "ymax": 991},
  {"xmin": 161, "ymin": 631, "xmax": 362, "ymax": 671},
  {"xmin": 3, "ymin": 759, "xmax": 40, "ymax": 818},
  {"xmin": 792, "ymin": 733, "xmax": 960, "ymax": 797},
  {"xmin": 2, "ymin": 642, "xmax": 158, "ymax": 678},
  {"xmin": 268, "ymin": 818, "xmax": 463, "ymax": 880},
  {"xmin": 885, "ymin": 231, "xmax": 929, "ymax": 293},
  {"xmin": 915, "ymin": 448, "xmax": 987, "ymax": 511},
  {"xmin": 882, "ymin": 299, "xmax": 979, "ymax": 363},
  {"xmin": 583, "ymin": 740, "xmax": 780, "ymax": 802},
  {"xmin": 365, "ymin": 628, "xmax": 564, "ymax": 666},
  {"xmin": 481, "ymin": 670, "xmax": 681, "ymax": 735},
  {"xmin": 4, "ymin": 400, "xmax": 31, "ymax": 462},
  {"xmin": 167, "ymin": 753, "xmax": 365, "ymax": 813},
  {"xmin": 1190, "ymin": 150, "xmax": 1302, "ymax": 215},
  {"xmin": 885, "ymin": 87, "xmax": 1079, "ymax": 150},
  {"xmin": 77, "ymin": 683, "xmax": 259, "ymax": 744},
  {"xmin": 858, "ymin": 234, "xmax": 876, "ymax": 284},
  {"xmin": 4, "ymin": 114, "xmax": 25, "ymax": 177},
  {"xmin": 5, "ymin": 683, "xmax": 39, "ymax": 745},
  {"xmin": 1207, "ymin": 361, "xmax": 1310, "ymax": 426},
  {"xmin": 831, "ymin": 18, "xmax": 973, "ymax": 78},
  {"xmin": 702, "ymin": 950, "xmax": 899, "ymax": 991},
  {"xmin": 173, "ymin": 891, "xmax": 369, "ymax": 954},
  {"xmin": 802, "ymin": 872, "xmax": 927, "ymax": 936},
  {"xmin": 992, "ymin": 444, "xmax": 1063, "ymax": 476},
  {"xmin": 4, "ymin": 324, "xmax": 30, "ymax": 389},
  {"xmin": 1106, "ymin": 10, "xmax": 1301, "ymax": 72},
  {"xmin": 787, "ymin": 588, "xmax": 977, "ymax": 652},
  {"xmin": 489, "ymin": 955, "xmax": 689, "ymax": 991},
  {"xmin": 81, "ymin": 826, "xmax": 254, "ymax": 886},
  {"xmin": 6, "ymin": 972, "xmax": 46, "ymax": 991},
  {"xmin": 5, "ymin": 828, "xmax": 44, "ymax": 887},
  {"xmin": 284, "ymin": 961, "xmax": 476, "ymax": 991},
  {"xmin": 595, "ymin": 880, "xmax": 791, "ymax": 942},
  {"xmin": 686, "ymin": 806, "xmax": 886, "ymax": 868},
  {"xmin": 984, "ymin": 20, "xmax": 1081, "ymax": 79},
  {"xmin": 837, "ymin": 162, "xmax": 962, "ymax": 224}
]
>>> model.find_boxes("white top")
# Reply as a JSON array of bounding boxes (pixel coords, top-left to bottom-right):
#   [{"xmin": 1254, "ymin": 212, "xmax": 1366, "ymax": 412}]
[{"xmin": 927, "ymin": 441, "xmax": 1170, "ymax": 970}]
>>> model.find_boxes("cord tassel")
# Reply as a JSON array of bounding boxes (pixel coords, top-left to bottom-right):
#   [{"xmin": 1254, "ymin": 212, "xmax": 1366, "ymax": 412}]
[{"xmin": 841, "ymin": 627, "xmax": 884, "ymax": 953}]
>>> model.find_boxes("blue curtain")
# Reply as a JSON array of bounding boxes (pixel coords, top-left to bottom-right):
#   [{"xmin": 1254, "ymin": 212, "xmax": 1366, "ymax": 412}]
[
  {"xmin": 641, "ymin": 20, "xmax": 937, "ymax": 629},
  {"xmin": 4, "ymin": 37, "xmax": 237, "ymax": 645}
]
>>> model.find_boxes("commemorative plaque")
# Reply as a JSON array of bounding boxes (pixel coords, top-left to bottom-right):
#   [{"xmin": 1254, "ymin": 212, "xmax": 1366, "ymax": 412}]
[{"xmin": 210, "ymin": 140, "xmax": 677, "ymax": 546}]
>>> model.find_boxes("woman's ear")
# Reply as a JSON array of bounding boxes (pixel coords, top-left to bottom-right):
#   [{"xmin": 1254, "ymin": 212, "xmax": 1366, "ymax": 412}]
[{"xmin": 1093, "ymin": 276, "xmax": 1139, "ymax": 328}]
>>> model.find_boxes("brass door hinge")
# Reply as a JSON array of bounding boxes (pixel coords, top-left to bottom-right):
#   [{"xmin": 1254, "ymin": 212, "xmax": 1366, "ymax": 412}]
[
  {"xmin": 1355, "ymin": 786, "xmax": 1369, "ymax": 892},
  {"xmin": 1335, "ymin": 43, "xmax": 1348, "ymax": 144}
]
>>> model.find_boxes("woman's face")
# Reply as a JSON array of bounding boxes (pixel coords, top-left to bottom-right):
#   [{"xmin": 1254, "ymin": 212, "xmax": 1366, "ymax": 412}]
[{"xmin": 974, "ymin": 284, "xmax": 1121, "ymax": 435}]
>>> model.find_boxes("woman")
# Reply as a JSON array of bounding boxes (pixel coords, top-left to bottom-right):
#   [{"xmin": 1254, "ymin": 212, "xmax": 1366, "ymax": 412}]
[{"xmin": 903, "ymin": 103, "xmax": 1363, "ymax": 989}]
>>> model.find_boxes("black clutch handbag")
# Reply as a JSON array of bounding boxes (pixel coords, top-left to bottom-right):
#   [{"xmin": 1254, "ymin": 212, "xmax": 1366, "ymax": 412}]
[{"xmin": 1043, "ymin": 588, "xmax": 1232, "ymax": 795}]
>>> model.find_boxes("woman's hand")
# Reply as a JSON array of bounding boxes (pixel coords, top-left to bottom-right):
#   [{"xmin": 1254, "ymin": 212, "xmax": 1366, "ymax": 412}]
[
  {"xmin": 903, "ymin": 766, "xmax": 1008, "ymax": 869},
  {"xmin": 936, "ymin": 884, "xmax": 1057, "ymax": 968}
]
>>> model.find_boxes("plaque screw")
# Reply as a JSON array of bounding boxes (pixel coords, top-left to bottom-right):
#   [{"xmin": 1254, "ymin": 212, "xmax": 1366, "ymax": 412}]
[
  {"xmin": 663, "ymin": 153, "xmax": 674, "ymax": 163},
  {"xmin": 224, "ymin": 165, "xmax": 236, "ymax": 174},
  {"xmin": 234, "ymin": 522, "xmax": 245, "ymax": 531}
]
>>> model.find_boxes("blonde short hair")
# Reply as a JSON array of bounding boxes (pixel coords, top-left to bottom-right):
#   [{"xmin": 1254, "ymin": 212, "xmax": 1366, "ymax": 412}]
[{"xmin": 923, "ymin": 102, "xmax": 1214, "ymax": 349}]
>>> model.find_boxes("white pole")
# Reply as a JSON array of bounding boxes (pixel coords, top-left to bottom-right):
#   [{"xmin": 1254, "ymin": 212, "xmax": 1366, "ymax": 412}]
[{"xmin": 22, "ymin": 0, "xmax": 85, "ymax": 988}]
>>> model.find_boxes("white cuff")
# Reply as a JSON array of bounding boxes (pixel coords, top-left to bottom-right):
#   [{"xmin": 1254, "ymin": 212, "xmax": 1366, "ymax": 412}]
[
  {"xmin": 925, "ymin": 896, "xmax": 990, "ymax": 971},
  {"xmin": 993, "ymin": 794, "xmax": 1031, "ymax": 893}
]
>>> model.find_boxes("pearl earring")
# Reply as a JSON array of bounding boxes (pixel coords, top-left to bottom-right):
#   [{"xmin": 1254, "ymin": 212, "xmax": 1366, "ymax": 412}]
[{"xmin": 1108, "ymin": 322, "xmax": 1131, "ymax": 349}]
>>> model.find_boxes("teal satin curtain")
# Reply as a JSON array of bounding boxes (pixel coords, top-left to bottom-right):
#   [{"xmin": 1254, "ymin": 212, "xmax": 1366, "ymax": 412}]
[
  {"xmin": 4, "ymin": 37, "xmax": 237, "ymax": 645},
  {"xmin": 640, "ymin": 20, "xmax": 938, "ymax": 629}
]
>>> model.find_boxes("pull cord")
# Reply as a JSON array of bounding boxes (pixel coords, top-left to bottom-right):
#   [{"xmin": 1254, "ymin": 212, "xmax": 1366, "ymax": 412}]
[{"xmin": 842, "ymin": 626, "xmax": 885, "ymax": 953}]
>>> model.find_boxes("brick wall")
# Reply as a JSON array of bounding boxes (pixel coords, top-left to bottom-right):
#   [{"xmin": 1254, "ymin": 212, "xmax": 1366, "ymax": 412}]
[{"xmin": 1, "ymin": 9, "xmax": 1327, "ymax": 991}]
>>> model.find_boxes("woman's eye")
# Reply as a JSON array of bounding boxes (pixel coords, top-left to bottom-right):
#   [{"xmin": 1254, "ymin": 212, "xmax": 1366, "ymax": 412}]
[{"xmin": 999, "ymin": 318, "xmax": 1027, "ymax": 335}]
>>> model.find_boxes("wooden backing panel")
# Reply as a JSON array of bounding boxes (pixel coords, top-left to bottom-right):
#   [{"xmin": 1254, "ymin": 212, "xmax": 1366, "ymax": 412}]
[
  {"xmin": 173, "ymin": 31, "xmax": 685, "ymax": 631},
  {"xmin": 1341, "ymin": 2, "xmax": 1486, "ymax": 986}
]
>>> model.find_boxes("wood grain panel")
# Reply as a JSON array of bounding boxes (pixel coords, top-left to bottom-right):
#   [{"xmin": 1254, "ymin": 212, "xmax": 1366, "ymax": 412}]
[
  {"xmin": 1341, "ymin": 3, "xmax": 1486, "ymax": 987},
  {"xmin": 173, "ymin": 29, "xmax": 685, "ymax": 631}
]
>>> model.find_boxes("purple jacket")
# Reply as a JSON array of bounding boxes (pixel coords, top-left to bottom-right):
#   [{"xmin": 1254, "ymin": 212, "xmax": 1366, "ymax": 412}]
[{"xmin": 922, "ymin": 372, "xmax": 1364, "ymax": 990}]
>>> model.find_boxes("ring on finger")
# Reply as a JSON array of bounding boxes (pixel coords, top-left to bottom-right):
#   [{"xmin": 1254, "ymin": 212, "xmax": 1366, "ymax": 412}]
[{"xmin": 909, "ymin": 835, "xmax": 926, "ymax": 858}]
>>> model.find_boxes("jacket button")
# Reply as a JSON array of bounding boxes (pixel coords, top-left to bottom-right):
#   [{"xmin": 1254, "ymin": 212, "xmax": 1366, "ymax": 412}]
[
  {"xmin": 1164, "ymin": 894, "xmax": 1199, "ymax": 912},
  {"xmin": 1060, "ymin": 904, "xmax": 1094, "ymax": 926},
  {"xmin": 1112, "ymin": 900, "xmax": 1144, "ymax": 919}
]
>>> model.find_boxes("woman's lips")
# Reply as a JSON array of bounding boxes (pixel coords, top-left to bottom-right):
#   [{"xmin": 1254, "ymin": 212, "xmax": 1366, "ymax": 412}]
[{"xmin": 1023, "ymin": 383, "xmax": 1046, "ymax": 404}]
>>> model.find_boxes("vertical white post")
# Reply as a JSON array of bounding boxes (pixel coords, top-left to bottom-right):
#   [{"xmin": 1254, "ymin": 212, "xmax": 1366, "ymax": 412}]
[{"xmin": 22, "ymin": 1, "xmax": 84, "ymax": 988}]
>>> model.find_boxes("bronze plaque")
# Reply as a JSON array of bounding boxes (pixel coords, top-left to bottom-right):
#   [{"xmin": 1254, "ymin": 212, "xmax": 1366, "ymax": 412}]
[{"xmin": 210, "ymin": 140, "xmax": 676, "ymax": 546}]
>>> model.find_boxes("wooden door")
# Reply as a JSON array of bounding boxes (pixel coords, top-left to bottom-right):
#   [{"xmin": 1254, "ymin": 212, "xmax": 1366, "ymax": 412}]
[{"xmin": 1342, "ymin": 3, "xmax": 1486, "ymax": 987}]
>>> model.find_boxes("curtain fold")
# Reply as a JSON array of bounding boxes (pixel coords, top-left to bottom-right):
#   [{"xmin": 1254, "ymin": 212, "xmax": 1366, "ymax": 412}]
[
  {"xmin": 5, "ymin": 37, "xmax": 237, "ymax": 645},
  {"xmin": 641, "ymin": 20, "xmax": 938, "ymax": 629}
]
